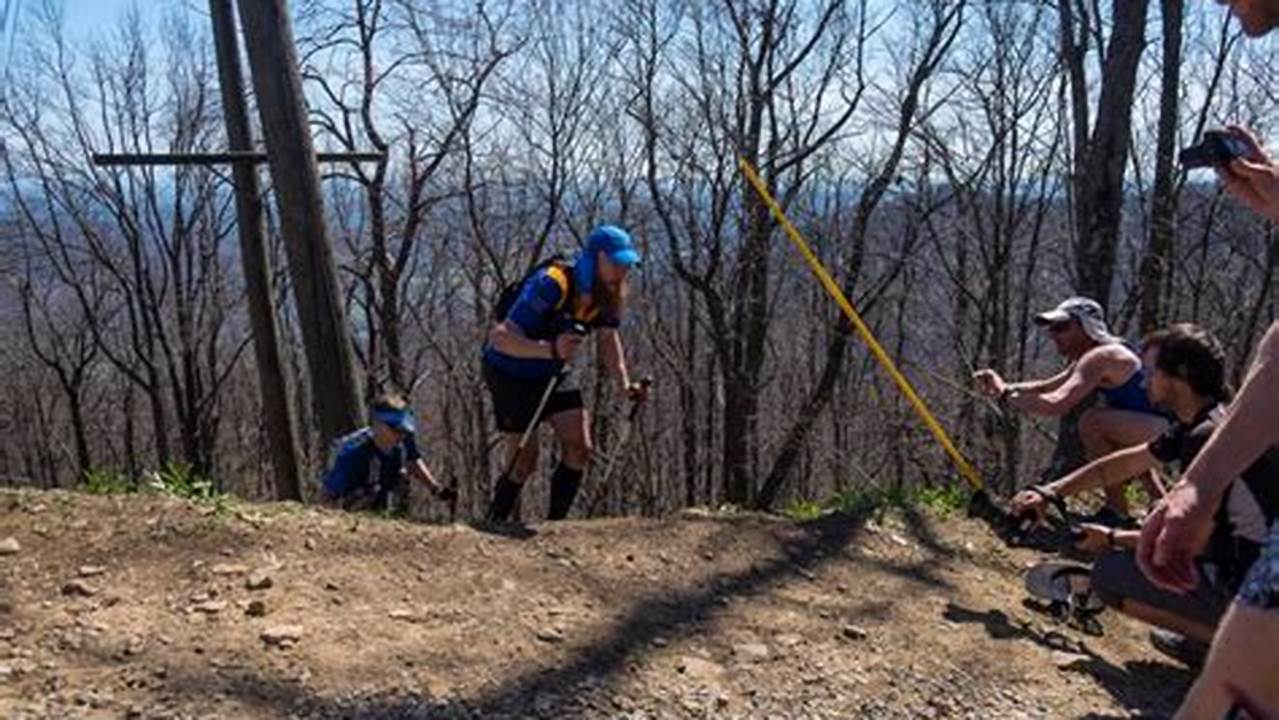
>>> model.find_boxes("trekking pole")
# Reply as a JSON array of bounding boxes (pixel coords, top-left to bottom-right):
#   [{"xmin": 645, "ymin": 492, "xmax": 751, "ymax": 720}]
[
  {"xmin": 597, "ymin": 376, "xmax": 653, "ymax": 489},
  {"xmin": 500, "ymin": 323, "xmax": 588, "ymax": 482}
]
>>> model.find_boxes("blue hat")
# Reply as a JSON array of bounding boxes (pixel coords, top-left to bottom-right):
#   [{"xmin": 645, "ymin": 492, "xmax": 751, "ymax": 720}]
[
  {"xmin": 371, "ymin": 407, "xmax": 416, "ymax": 435},
  {"xmin": 586, "ymin": 225, "xmax": 641, "ymax": 268}
]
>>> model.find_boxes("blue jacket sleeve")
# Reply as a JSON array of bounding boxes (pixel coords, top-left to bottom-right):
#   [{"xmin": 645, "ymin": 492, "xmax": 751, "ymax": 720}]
[{"xmin": 506, "ymin": 271, "xmax": 566, "ymax": 335}]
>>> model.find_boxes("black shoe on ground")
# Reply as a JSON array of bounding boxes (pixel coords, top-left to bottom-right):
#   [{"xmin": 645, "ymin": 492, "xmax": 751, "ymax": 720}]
[{"xmin": 1148, "ymin": 628, "xmax": 1208, "ymax": 668}]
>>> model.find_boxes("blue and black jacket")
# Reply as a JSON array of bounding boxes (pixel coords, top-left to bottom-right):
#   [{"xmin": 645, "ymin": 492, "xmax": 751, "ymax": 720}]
[{"xmin": 482, "ymin": 257, "xmax": 620, "ymax": 380}]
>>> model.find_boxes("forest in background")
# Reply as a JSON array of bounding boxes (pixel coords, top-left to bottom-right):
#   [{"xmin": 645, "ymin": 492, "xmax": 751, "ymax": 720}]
[{"xmin": 1, "ymin": 0, "xmax": 1276, "ymax": 521}]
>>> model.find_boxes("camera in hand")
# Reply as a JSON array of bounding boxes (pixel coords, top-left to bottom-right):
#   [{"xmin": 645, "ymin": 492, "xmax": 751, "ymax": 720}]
[{"xmin": 1180, "ymin": 130, "xmax": 1252, "ymax": 169}]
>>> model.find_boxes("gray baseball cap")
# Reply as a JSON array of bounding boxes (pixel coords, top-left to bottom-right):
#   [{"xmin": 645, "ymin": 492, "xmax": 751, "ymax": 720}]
[{"xmin": 1034, "ymin": 297, "xmax": 1121, "ymax": 345}]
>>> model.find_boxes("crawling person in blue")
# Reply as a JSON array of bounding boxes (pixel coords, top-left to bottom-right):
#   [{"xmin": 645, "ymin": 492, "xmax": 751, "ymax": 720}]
[
  {"xmin": 320, "ymin": 392, "xmax": 455, "ymax": 513},
  {"xmin": 974, "ymin": 297, "xmax": 1170, "ymax": 524},
  {"xmin": 482, "ymin": 224, "xmax": 650, "ymax": 524}
]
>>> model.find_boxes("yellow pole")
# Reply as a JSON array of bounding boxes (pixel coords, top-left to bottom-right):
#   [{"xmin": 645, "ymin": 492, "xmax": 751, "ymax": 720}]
[{"xmin": 738, "ymin": 157, "xmax": 985, "ymax": 491}]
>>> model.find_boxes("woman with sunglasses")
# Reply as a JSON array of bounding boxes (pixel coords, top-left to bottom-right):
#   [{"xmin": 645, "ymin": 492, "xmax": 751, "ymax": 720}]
[{"xmin": 974, "ymin": 296, "xmax": 1169, "ymax": 523}]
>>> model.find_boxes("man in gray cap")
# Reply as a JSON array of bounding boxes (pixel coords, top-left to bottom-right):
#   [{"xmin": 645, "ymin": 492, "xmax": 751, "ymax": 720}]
[{"xmin": 974, "ymin": 297, "xmax": 1168, "ymax": 522}]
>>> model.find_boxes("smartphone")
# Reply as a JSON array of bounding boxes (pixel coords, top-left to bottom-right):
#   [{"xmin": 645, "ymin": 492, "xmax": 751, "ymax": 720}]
[{"xmin": 1180, "ymin": 130, "xmax": 1253, "ymax": 169}]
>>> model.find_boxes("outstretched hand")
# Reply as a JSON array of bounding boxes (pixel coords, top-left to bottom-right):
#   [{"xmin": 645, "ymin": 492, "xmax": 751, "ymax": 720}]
[
  {"xmin": 626, "ymin": 377, "xmax": 652, "ymax": 404},
  {"xmin": 972, "ymin": 369, "xmax": 1006, "ymax": 399},
  {"xmin": 1215, "ymin": 125, "xmax": 1279, "ymax": 224},
  {"xmin": 1010, "ymin": 487, "xmax": 1049, "ymax": 526}
]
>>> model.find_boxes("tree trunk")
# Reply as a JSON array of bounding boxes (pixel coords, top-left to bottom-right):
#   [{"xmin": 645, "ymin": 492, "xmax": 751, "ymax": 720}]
[
  {"xmin": 1069, "ymin": 0, "xmax": 1151, "ymax": 305},
  {"xmin": 147, "ymin": 375, "xmax": 170, "ymax": 466},
  {"xmin": 122, "ymin": 378, "xmax": 138, "ymax": 479},
  {"xmin": 67, "ymin": 383, "xmax": 91, "ymax": 481},
  {"xmin": 682, "ymin": 285, "xmax": 698, "ymax": 507},
  {"xmin": 236, "ymin": 0, "xmax": 364, "ymax": 447},
  {"xmin": 1139, "ymin": 0, "xmax": 1183, "ymax": 334},
  {"xmin": 210, "ymin": 0, "xmax": 307, "ymax": 501}
]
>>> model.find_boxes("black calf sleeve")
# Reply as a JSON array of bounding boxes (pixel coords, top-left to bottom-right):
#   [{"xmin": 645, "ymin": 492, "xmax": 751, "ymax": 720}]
[
  {"xmin": 548, "ymin": 464, "xmax": 584, "ymax": 520},
  {"xmin": 486, "ymin": 476, "xmax": 523, "ymax": 524}
]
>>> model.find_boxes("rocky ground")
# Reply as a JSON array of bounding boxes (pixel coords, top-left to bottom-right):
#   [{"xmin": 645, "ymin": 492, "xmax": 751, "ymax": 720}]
[{"xmin": 0, "ymin": 488, "xmax": 1193, "ymax": 719}]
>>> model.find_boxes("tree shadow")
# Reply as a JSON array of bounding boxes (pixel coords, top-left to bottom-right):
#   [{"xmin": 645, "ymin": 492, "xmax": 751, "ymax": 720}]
[
  {"xmin": 943, "ymin": 601, "xmax": 1192, "ymax": 719},
  {"xmin": 155, "ymin": 512, "xmax": 884, "ymax": 718},
  {"xmin": 1058, "ymin": 656, "xmax": 1192, "ymax": 719}
]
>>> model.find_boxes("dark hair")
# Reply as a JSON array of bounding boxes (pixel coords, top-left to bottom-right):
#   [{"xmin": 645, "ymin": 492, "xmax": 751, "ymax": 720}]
[
  {"xmin": 1141, "ymin": 323, "xmax": 1233, "ymax": 401},
  {"xmin": 371, "ymin": 391, "xmax": 410, "ymax": 414}
]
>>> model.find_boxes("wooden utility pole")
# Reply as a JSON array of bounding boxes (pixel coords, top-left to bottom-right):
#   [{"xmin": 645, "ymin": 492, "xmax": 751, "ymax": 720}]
[
  {"xmin": 92, "ymin": 3, "xmax": 380, "ymax": 500},
  {"xmin": 208, "ymin": 0, "xmax": 305, "ymax": 501},
  {"xmin": 235, "ymin": 0, "xmax": 364, "ymax": 446}
]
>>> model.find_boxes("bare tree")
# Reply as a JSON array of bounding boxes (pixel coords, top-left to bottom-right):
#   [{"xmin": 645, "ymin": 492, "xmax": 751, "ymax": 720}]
[{"xmin": 1060, "ymin": 0, "xmax": 1151, "ymax": 306}]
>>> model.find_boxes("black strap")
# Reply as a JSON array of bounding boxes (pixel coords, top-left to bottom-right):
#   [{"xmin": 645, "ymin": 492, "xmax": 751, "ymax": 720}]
[{"xmin": 1027, "ymin": 485, "xmax": 1070, "ymax": 523}]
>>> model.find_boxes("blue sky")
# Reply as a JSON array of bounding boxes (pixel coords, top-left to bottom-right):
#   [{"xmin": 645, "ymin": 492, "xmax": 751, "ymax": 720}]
[{"xmin": 60, "ymin": 0, "xmax": 138, "ymax": 39}]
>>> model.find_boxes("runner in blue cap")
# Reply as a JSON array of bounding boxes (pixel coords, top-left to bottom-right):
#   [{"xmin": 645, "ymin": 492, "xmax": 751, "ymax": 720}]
[
  {"xmin": 320, "ymin": 391, "xmax": 455, "ymax": 512},
  {"xmin": 481, "ymin": 224, "xmax": 649, "ymax": 524}
]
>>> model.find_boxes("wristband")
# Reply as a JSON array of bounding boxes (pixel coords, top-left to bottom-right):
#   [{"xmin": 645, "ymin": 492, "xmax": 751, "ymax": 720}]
[{"xmin": 1028, "ymin": 484, "xmax": 1057, "ymax": 501}]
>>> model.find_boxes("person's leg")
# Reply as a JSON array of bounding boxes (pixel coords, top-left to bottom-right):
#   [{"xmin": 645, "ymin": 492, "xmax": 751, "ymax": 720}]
[
  {"xmin": 1176, "ymin": 527, "xmax": 1279, "ymax": 719},
  {"xmin": 1091, "ymin": 551, "xmax": 1224, "ymax": 643},
  {"xmin": 1175, "ymin": 603, "xmax": 1279, "ymax": 719},
  {"xmin": 1116, "ymin": 599, "xmax": 1216, "ymax": 644},
  {"xmin": 1078, "ymin": 409, "xmax": 1169, "ymax": 514},
  {"xmin": 486, "ymin": 433, "xmax": 539, "ymax": 523},
  {"xmin": 482, "ymin": 364, "xmax": 549, "ymax": 524},
  {"xmin": 546, "ymin": 406, "xmax": 592, "ymax": 520}
]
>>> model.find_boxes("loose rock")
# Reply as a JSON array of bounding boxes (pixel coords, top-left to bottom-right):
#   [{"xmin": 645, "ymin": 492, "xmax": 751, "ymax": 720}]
[
  {"xmin": 210, "ymin": 563, "xmax": 249, "ymax": 576},
  {"xmin": 733, "ymin": 643, "xmax": 771, "ymax": 663},
  {"xmin": 245, "ymin": 571, "xmax": 273, "ymax": 591},
  {"xmin": 677, "ymin": 656, "xmax": 725, "ymax": 682},
  {"xmin": 261, "ymin": 625, "xmax": 303, "ymax": 648},
  {"xmin": 842, "ymin": 625, "xmax": 869, "ymax": 641},
  {"xmin": 536, "ymin": 627, "xmax": 565, "ymax": 644},
  {"xmin": 61, "ymin": 580, "xmax": 98, "ymax": 598}
]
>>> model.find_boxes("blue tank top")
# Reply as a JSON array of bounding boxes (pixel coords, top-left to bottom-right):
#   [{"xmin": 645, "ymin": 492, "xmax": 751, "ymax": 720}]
[{"xmin": 1101, "ymin": 363, "xmax": 1157, "ymax": 415}]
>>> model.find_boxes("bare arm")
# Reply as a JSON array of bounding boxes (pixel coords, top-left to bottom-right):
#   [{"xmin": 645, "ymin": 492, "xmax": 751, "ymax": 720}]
[
  {"xmin": 487, "ymin": 321, "xmax": 557, "ymax": 360},
  {"xmin": 1013, "ymin": 443, "xmax": 1156, "ymax": 519},
  {"xmin": 1075, "ymin": 523, "xmax": 1140, "ymax": 553},
  {"xmin": 1112, "ymin": 530, "xmax": 1140, "ymax": 550},
  {"xmin": 596, "ymin": 328, "xmax": 632, "ymax": 390},
  {"xmin": 1046, "ymin": 444, "xmax": 1157, "ymax": 499},
  {"xmin": 1009, "ymin": 364, "xmax": 1075, "ymax": 395},
  {"xmin": 407, "ymin": 457, "xmax": 440, "ymax": 491},
  {"xmin": 1007, "ymin": 352, "xmax": 1107, "ymax": 416}
]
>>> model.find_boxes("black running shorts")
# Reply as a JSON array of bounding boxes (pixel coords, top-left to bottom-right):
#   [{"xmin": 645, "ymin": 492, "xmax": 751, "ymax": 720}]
[{"xmin": 482, "ymin": 362, "xmax": 584, "ymax": 433}]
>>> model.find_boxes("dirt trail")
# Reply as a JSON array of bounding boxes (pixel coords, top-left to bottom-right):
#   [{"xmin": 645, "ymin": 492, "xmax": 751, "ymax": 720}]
[{"xmin": 0, "ymin": 489, "xmax": 1191, "ymax": 719}]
